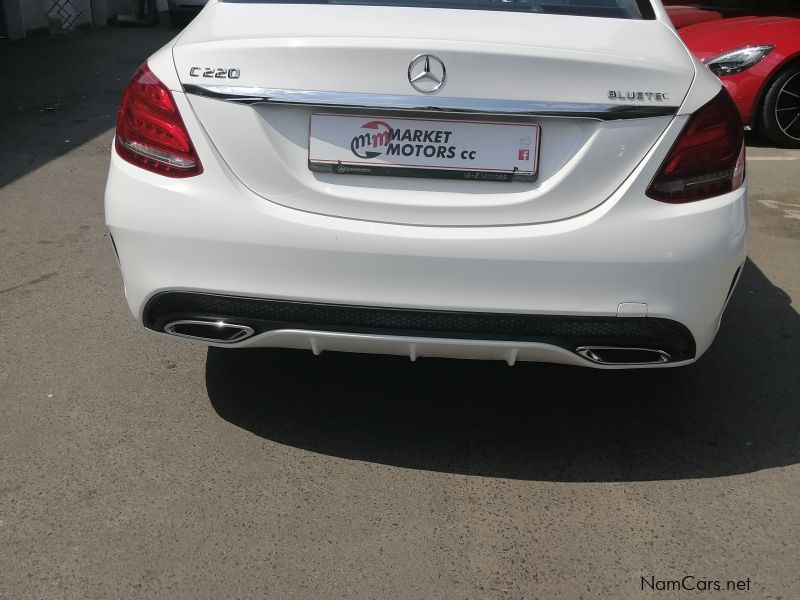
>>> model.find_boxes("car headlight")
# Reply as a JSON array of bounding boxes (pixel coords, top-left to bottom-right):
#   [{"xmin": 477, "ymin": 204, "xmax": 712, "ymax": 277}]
[{"xmin": 705, "ymin": 45, "xmax": 774, "ymax": 76}]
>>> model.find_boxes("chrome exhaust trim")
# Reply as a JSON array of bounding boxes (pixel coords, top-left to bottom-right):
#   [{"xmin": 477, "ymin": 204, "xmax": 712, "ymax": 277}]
[
  {"xmin": 163, "ymin": 319, "xmax": 254, "ymax": 344},
  {"xmin": 576, "ymin": 346, "xmax": 671, "ymax": 365}
]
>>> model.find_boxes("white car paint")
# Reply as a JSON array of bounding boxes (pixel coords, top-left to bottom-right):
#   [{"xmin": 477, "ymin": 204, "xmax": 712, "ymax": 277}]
[{"xmin": 106, "ymin": 0, "xmax": 747, "ymax": 368}]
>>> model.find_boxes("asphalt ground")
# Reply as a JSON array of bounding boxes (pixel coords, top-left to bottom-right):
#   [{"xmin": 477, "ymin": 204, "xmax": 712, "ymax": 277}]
[{"xmin": 1, "ymin": 24, "xmax": 799, "ymax": 600}]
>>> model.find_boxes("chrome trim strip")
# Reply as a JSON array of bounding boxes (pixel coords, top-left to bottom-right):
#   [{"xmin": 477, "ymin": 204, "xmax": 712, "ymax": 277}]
[{"xmin": 183, "ymin": 84, "xmax": 679, "ymax": 120}]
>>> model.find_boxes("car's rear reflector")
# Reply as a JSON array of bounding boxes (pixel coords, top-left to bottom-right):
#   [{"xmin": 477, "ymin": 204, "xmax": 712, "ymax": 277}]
[
  {"xmin": 646, "ymin": 88, "xmax": 744, "ymax": 203},
  {"xmin": 115, "ymin": 64, "xmax": 202, "ymax": 178}
]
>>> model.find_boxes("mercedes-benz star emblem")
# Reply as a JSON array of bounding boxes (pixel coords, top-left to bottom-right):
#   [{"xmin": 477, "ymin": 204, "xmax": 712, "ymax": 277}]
[{"xmin": 408, "ymin": 54, "xmax": 447, "ymax": 94}]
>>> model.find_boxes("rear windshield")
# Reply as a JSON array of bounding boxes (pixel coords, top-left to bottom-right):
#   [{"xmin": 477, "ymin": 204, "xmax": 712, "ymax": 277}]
[{"xmin": 221, "ymin": 0, "xmax": 655, "ymax": 19}]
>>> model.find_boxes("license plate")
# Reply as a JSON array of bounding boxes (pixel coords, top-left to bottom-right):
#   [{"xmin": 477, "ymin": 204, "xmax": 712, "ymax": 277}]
[{"xmin": 308, "ymin": 114, "xmax": 540, "ymax": 182}]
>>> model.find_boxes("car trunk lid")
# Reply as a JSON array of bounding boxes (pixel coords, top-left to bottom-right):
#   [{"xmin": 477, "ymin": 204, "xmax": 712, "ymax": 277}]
[{"xmin": 172, "ymin": 3, "xmax": 696, "ymax": 226}]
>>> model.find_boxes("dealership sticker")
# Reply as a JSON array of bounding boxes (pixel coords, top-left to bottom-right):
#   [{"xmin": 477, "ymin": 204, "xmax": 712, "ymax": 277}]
[{"xmin": 308, "ymin": 114, "xmax": 539, "ymax": 182}]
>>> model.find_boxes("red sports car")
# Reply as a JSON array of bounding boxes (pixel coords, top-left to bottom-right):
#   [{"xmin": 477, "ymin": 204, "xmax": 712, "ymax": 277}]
[{"xmin": 671, "ymin": 5, "xmax": 800, "ymax": 147}]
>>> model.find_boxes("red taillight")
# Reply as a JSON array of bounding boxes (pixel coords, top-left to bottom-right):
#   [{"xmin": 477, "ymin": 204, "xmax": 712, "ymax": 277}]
[
  {"xmin": 646, "ymin": 89, "xmax": 745, "ymax": 203},
  {"xmin": 115, "ymin": 64, "xmax": 202, "ymax": 178}
]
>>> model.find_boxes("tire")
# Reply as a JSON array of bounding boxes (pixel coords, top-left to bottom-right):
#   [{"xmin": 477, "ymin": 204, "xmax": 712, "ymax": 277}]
[{"xmin": 759, "ymin": 63, "xmax": 800, "ymax": 149}]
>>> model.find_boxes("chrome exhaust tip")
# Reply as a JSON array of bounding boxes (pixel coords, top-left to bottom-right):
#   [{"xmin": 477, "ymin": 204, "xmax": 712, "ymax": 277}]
[
  {"xmin": 576, "ymin": 346, "xmax": 671, "ymax": 365},
  {"xmin": 163, "ymin": 319, "xmax": 254, "ymax": 344}
]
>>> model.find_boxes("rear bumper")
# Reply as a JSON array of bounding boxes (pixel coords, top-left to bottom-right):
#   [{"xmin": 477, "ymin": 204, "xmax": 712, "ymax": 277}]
[
  {"xmin": 106, "ymin": 144, "xmax": 748, "ymax": 367},
  {"xmin": 144, "ymin": 291, "xmax": 697, "ymax": 366}
]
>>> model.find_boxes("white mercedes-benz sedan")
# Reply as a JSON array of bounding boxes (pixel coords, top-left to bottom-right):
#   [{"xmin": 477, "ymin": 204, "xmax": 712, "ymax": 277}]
[{"xmin": 105, "ymin": 0, "xmax": 747, "ymax": 368}]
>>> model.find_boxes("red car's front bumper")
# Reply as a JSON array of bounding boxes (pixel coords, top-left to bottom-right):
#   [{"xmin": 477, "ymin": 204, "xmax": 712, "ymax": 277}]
[{"xmin": 718, "ymin": 54, "xmax": 786, "ymax": 126}]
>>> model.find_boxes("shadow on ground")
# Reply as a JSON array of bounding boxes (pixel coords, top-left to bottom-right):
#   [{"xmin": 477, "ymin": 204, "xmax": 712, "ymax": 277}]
[
  {"xmin": 205, "ymin": 259, "xmax": 800, "ymax": 482},
  {"xmin": 0, "ymin": 24, "xmax": 174, "ymax": 189},
  {"xmin": 745, "ymin": 130, "xmax": 786, "ymax": 149}
]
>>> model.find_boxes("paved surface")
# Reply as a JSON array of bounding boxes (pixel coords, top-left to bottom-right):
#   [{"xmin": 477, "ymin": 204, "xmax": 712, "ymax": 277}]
[{"xmin": 1, "ymin": 25, "xmax": 799, "ymax": 600}]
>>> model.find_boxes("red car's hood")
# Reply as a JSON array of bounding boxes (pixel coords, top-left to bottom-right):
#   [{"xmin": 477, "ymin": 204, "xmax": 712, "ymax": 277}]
[
  {"xmin": 679, "ymin": 16, "xmax": 800, "ymax": 60},
  {"xmin": 666, "ymin": 6, "xmax": 722, "ymax": 29}
]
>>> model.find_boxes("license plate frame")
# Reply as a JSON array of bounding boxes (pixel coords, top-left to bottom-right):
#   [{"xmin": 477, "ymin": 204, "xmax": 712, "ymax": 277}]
[{"xmin": 308, "ymin": 114, "xmax": 540, "ymax": 183}]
